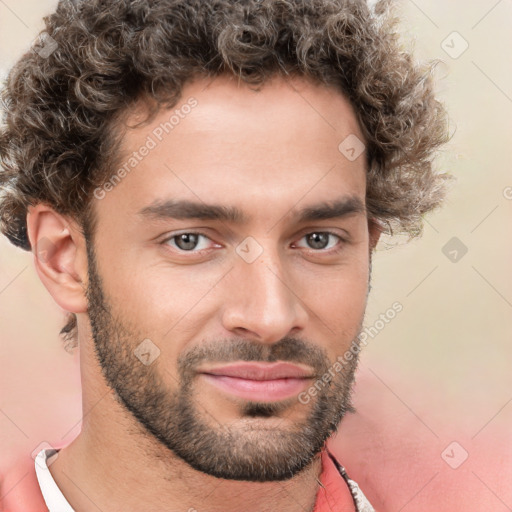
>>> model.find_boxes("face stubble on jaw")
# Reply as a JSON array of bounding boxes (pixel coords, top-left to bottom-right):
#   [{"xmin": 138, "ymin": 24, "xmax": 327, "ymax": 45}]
[{"xmin": 84, "ymin": 237, "xmax": 366, "ymax": 483}]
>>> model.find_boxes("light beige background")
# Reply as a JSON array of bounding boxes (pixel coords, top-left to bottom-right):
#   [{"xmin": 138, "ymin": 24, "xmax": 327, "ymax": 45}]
[{"xmin": 1, "ymin": 1, "xmax": 511, "ymax": 511}]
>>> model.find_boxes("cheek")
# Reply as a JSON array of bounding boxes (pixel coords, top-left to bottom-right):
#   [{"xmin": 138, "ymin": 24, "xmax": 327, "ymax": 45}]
[
  {"xmin": 106, "ymin": 263, "xmax": 220, "ymax": 351},
  {"xmin": 293, "ymin": 259, "xmax": 370, "ymax": 342},
  {"xmin": 90, "ymin": 255, "xmax": 178, "ymax": 347}
]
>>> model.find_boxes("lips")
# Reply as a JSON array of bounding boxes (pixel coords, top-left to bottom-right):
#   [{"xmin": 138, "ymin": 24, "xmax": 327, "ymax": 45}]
[
  {"xmin": 200, "ymin": 362, "xmax": 314, "ymax": 380},
  {"xmin": 198, "ymin": 362, "xmax": 315, "ymax": 402}
]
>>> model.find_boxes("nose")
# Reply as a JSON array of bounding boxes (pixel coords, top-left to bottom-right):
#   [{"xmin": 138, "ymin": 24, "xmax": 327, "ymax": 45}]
[{"xmin": 220, "ymin": 245, "xmax": 308, "ymax": 344}]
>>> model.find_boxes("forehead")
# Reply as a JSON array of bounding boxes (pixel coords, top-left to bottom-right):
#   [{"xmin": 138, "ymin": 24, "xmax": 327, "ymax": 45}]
[{"xmin": 99, "ymin": 73, "xmax": 367, "ymax": 222}]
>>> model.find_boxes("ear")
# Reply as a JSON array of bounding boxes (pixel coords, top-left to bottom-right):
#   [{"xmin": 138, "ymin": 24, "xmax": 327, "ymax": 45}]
[
  {"xmin": 26, "ymin": 204, "xmax": 88, "ymax": 315},
  {"xmin": 368, "ymin": 217, "xmax": 382, "ymax": 251}
]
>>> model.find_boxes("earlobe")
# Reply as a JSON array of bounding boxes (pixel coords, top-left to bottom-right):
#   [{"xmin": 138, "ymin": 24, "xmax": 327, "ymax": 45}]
[{"xmin": 26, "ymin": 205, "xmax": 88, "ymax": 315}]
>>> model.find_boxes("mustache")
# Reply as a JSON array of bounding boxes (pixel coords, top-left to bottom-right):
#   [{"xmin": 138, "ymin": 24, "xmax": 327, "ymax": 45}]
[{"xmin": 177, "ymin": 336, "xmax": 331, "ymax": 376}]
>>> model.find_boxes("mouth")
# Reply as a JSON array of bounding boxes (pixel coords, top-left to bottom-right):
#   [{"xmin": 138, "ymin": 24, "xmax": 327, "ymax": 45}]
[{"xmin": 197, "ymin": 362, "xmax": 315, "ymax": 402}]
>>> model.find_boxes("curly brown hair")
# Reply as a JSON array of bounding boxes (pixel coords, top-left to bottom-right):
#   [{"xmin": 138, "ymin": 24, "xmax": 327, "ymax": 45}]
[{"xmin": 0, "ymin": 0, "xmax": 451, "ymax": 349}]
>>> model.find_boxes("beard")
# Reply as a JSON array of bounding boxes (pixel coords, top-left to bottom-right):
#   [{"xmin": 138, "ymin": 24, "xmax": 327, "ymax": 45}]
[{"xmin": 84, "ymin": 239, "xmax": 365, "ymax": 482}]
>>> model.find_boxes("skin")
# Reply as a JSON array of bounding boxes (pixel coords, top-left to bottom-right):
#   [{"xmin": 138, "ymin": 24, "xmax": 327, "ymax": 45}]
[{"xmin": 27, "ymin": 73, "xmax": 381, "ymax": 512}]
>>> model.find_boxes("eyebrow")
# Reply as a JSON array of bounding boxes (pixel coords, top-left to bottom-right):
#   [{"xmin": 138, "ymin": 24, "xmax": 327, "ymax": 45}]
[{"xmin": 138, "ymin": 196, "xmax": 366, "ymax": 225}]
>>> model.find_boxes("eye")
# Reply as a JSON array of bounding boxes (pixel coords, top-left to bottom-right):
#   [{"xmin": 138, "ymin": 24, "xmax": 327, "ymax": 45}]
[
  {"xmin": 295, "ymin": 231, "xmax": 343, "ymax": 251},
  {"xmin": 163, "ymin": 232, "xmax": 215, "ymax": 252}
]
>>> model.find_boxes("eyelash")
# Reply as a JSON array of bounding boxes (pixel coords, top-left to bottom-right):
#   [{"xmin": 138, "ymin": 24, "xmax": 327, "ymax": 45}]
[{"xmin": 160, "ymin": 230, "xmax": 347, "ymax": 255}]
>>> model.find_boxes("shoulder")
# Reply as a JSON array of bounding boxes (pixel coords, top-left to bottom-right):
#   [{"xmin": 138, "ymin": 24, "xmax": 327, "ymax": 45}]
[
  {"xmin": 326, "ymin": 449, "xmax": 376, "ymax": 512},
  {"xmin": 0, "ymin": 456, "xmax": 48, "ymax": 512}
]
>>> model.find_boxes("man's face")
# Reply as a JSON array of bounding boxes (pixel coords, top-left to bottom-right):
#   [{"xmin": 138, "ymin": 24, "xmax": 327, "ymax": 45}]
[{"xmin": 84, "ymin": 74, "xmax": 376, "ymax": 482}]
